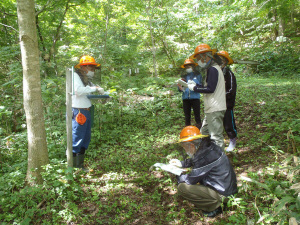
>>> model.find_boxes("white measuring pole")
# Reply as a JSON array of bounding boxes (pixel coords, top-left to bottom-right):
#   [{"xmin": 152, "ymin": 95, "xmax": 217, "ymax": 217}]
[{"xmin": 66, "ymin": 67, "xmax": 73, "ymax": 168}]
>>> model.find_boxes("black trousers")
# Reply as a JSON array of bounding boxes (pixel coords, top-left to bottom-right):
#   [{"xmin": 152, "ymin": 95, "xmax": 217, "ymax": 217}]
[
  {"xmin": 223, "ymin": 109, "xmax": 237, "ymax": 139},
  {"xmin": 183, "ymin": 99, "xmax": 202, "ymax": 129}
]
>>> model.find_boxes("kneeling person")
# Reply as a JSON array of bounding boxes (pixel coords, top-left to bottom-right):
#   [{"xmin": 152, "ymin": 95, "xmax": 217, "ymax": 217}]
[{"xmin": 171, "ymin": 126, "xmax": 238, "ymax": 217}]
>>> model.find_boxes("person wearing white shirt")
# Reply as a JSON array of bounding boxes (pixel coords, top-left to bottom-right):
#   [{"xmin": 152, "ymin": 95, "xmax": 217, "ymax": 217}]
[
  {"xmin": 188, "ymin": 44, "xmax": 226, "ymax": 150},
  {"xmin": 72, "ymin": 55, "xmax": 105, "ymax": 171}
]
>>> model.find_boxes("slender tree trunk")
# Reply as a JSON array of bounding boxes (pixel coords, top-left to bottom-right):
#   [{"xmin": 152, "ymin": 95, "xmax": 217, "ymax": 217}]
[
  {"xmin": 290, "ymin": 4, "xmax": 294, "ymax": 27},
  {"xmin": 273, "ymin": 9, "xmax": 278, "ymax": 39},
  {"xmin": 278, "ymin": 17, "xmax": 285, "ymax": 36},
  {"xmin": 101, "ymin": 1, "xmax": 111, "ymax": 65},
  {"xmin": 103, "ymin": 13, "xmax": 109, "ymax": 64},
  {"xmin": 146, "ymin": 0, "xmax": 158, "ymax": 77},
  {"xmin": 17, "ymin": 0, "xmax": 49, "ymax": 185},
  {"xmin": 36, "ymin": 15, "xmax": 47, "ymax": 59},
  {"xmin": 49, "ymin": 0, "xmax": 71, "ymax": 62},
  {"xmin": 162, "ymin": 39, "xmax": 176, "ymax": 68},
  {"xmin": 36, "ymin": 0, "xmax": 71, "ymax": 77}
]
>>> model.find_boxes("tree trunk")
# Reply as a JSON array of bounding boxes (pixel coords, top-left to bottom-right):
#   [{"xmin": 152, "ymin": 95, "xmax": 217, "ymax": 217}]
[
  {"xmin": 146, "ymin": 0, "xmax": 158, "ymax": 77},
  {"xmin": 103, "ymin": 13, "xmax": 109, "ymax": 65},
  {"xmin": 278, "ymin": 17, "xmax": 285, "ymax": 36},
  {"xmin": 272, "ymin": 9, "xmax": 278, "ymax": 39},
  {"xmin": 48, "ymin": 0, "xmax": 71, "ymax": 62},
  {"xmin": 290, "ymin": 4, "xmax": 294, "ymax": 27},
  {"xmin": 17, "ymin": 0, "xmax": 49, "ymax": 185},
  {"xmin": 162, "ymin": 39, "xmax": 176, "ymax": 68}
]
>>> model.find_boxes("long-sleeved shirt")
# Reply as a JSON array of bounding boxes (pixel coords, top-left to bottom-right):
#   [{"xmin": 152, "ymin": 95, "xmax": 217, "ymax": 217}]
[
  {"xmin": 193, "ymin": 65, "xmax": 226, "ymax": 113},
  {"xmin": 223, "ymin": 67, "xmax": 237, "ymax": 109},
  {"xmin": 72, "ymin": 72, "xmax": 97, "ymax": 108}
]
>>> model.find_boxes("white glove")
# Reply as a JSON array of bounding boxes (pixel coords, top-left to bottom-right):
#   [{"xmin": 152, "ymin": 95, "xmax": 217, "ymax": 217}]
[
  {"xmin": 187, "ymin": 80, "xmax": 196, "ymax": 91},
  {"xmin": 97, "ymin": 87, "xmax": 105, "ymax": 95},
  {"xmin": 187, "ymin": 80, "xmax": 196, "ymax": 85},
  {"xmin": 169, "ymin": 159, "xmax": 182, "ymax": 167},
  {"xmin": 188, "ymin": 83, "xmax": 196, "ymax": 91}
]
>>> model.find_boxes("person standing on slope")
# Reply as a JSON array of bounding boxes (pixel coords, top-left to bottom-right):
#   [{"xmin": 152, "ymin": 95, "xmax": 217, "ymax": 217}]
[{"xmin": 187, "ymin": 44, "xmax": 226, "ymax": 150}]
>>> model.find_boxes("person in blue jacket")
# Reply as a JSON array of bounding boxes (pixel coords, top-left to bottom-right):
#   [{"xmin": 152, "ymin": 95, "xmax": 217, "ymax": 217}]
[{"xmin": 177, "ymin": 59, "xmax": 202, "ymax": 129}]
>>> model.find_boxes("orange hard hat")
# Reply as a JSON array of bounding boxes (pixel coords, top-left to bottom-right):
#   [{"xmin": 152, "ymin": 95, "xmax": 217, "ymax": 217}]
[
  {"xmin": 217, "ymin": 51, "xmax": 234, "ymax": 65},
  {"xmin": 178, "ymin": 126, "xmax": 209, "ymax": 143},
  {"xmin": 181, "ymin": 58, "xmax": 197, "ymax": 68},
  {"xmin": 191, "ymin": 44, "xmax": 217, "ymax": 59},
  {"xmin": 75, "ymin": 55, "xmax": 101, "ymax": 69}
]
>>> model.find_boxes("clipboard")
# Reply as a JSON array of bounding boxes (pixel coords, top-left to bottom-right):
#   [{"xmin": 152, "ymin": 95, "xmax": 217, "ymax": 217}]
[
  {"xmin": 177, "ymin": 79, "xmax": 188, "ymax": 88},
  {"xmin": 87, "ymin": 95, "xmax": 110, "ymax": 99},
  {"xmin": 151, "ymin": 163, "xmax": 188, "ymax": 176}
]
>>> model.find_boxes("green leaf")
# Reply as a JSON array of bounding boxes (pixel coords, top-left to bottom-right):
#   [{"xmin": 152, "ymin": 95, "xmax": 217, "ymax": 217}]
[
  {"xmin": 240, "ymin": 176, "xmax": 271, "ymax": 192},
  {"xmin": 273, "ymin": 196, "xmax": 295, "ymax": 215}
]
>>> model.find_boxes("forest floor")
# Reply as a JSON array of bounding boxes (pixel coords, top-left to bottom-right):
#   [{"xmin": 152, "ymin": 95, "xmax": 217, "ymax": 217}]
[
  {"xmin": 87, "ymin": 127, "xmax": 281, "ymax": 224},
  {"xmin": 70, "ymin": 75, "xmax": 299, "ymax": 224},
  {"xmin": 1, "ymin": 75, "xmax": 299, "ymax": 224}
]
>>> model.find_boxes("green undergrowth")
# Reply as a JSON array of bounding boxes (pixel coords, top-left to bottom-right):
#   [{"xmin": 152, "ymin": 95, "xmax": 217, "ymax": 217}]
[{"xmin": 0, "ymin": 73, "xmax": 299, "ymax": 224}]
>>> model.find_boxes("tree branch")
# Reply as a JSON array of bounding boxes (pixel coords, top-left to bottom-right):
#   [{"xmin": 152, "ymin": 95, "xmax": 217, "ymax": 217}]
[
  {"xmin": 35, "ymin": 0, "xmax": 52, "ymax": 17},
  {"xmin": 0, "ymin": 11, "xmax": 17, "ymax": 17},
  {"xmin": 0, "ymin": 22, "xmax": 18, "ymax": 32}
]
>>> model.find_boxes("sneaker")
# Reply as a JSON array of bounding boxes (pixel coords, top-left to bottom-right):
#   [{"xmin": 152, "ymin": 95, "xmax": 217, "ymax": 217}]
[
  {"xmin": 203, "ymin": 206, "xmax": 222, "ymax": 217},
  {"xmin": 226, "ymin": 138, "xmax": 236, "ymax": 152}
]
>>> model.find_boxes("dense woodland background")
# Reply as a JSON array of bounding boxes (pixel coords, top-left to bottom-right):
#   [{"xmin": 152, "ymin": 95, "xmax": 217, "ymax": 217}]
[{"xmin": 0, "ymin": 0, "xmax": 299, "ymax": 224}]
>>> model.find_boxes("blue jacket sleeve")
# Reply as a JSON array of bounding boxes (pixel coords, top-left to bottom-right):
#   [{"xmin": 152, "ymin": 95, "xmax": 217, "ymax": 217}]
[{"xmin": 193, "ymin": 67, "xmax": 218, "ymax": 93}]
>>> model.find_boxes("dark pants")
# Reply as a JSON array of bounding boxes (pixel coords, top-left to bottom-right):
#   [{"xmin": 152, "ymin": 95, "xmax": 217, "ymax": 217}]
[
  {"xmin": 183, "ymin": 99, "xmax": 202, "ymax": 129},
  {"xmin": 223, "ymin": 109, "xmax": 237, "ymax": 139}
]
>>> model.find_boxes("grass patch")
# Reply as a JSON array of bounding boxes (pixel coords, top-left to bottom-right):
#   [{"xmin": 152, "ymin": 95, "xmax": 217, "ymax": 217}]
[{"xmin": 0, "ymin": 74, "xmax": 299, "ymax": 224}]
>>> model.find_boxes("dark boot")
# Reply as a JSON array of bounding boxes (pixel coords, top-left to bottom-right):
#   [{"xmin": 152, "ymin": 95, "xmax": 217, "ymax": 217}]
[
  {"xmin": 73, "ymin": 153, "xmax": 89, "ymax": 172},
  {"xmin": 73, "ymin": 154, "xmax": 77, "ymax": 167},
  {"xmin": 203, "ymin": 206, "xmax": 222, "ymax": 217}
]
